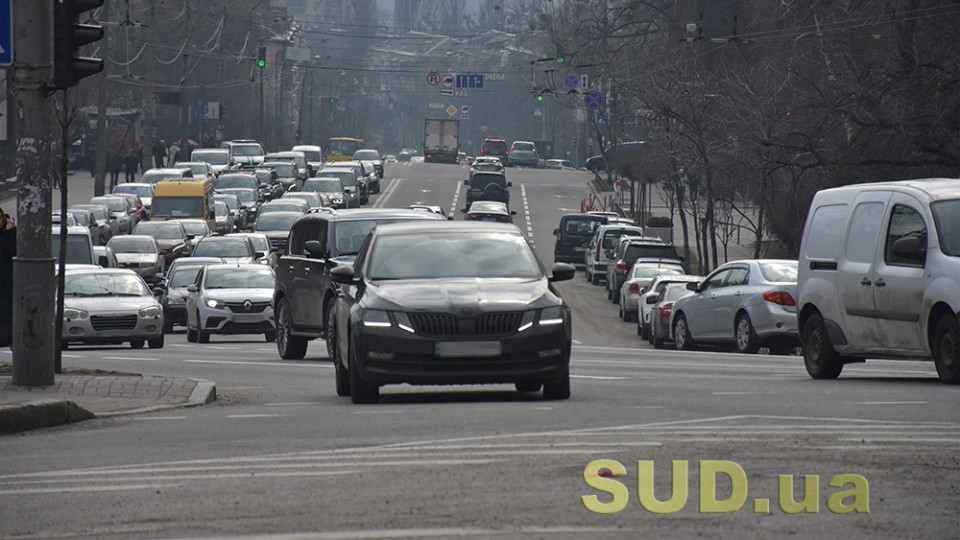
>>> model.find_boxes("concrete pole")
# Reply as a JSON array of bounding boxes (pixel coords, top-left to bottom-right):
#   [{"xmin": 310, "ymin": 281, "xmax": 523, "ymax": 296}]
[
  {"xmin": 93, "ymin": 0, "xmax": 110, "ymax": 196},
  {"xmin": 11, "ymin": 0, "xmax": 56, "ymax": 385}
]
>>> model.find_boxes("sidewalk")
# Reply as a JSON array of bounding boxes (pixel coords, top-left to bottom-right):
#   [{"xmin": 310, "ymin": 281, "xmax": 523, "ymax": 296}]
[
  {"xmin": 2, "ymin": 169, "xmax": 101, "ymax": 213},
  {"xmin": 0, "ymin": 368, "xmax": 216, "ymax": 434}
]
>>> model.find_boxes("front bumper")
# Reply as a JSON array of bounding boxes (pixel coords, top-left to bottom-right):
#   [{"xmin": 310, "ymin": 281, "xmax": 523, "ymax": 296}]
[
  {"xmin": 63, "ymin": 312, "xmax": 164, "ymax": 343},
  {"xmin": 199, "ymin": 304, "xmax": 275, "ymax": 335}
]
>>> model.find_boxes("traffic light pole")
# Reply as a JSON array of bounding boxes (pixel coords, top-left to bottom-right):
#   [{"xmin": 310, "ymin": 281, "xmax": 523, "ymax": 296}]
[{"xmin": 11, "ymin": 0, "xmax": 56, "ymax": 385}]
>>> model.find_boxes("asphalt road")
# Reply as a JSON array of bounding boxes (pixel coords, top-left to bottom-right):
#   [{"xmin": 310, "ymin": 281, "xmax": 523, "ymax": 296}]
[{"xmin": 1, "ymin": 162, "xmax": 958, "ymax": 540}]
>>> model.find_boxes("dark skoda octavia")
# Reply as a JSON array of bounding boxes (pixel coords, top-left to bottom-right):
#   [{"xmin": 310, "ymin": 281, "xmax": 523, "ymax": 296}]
[{"xmin": 330, "ymin": 221, "xmax": 576, "ymax": 404}]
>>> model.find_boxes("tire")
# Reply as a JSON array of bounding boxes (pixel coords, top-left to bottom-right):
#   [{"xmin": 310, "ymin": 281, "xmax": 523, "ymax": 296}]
[
  {"xmin": 673, "ymin": 314, "xmax": 696, "ymax": 351},
  {"xmin": 148, "ymin": 335, "xmax": 164, "ymax": 349},
  {"xmin": 349, "ymin": 341, "xmax": 379, "ymax": 404},
  {"xmin": 335, "ymin": 354, "xmax": 351, "ymax": 397},
  {"xmin": 607, "ymin": 287, "xmax": 613, "ymax": 301},
  {"xmin": 130, "ymin": 339, "xmax": 145, "ymax": 349},
  {"xmin": 612, "ymin": 285, "xmax": 620, "ymax": 304},
  {"xmin": 735, "ymin": 313, "xmax": 760, "ymax": 354},
  {"xmin": 932, "ymin": 315, "xmax": 960, "ymax": 384},
  {"xmin": 618, "ymin": 301, "xmax": 624, "ymax": 320},
  {"xmin": 647, "ymin": 322, "xmax": 654, "ymax": 345},
  {"xmin": 163, "ymin": 320, "xmax": 173, "ymax": 334},
  {"xmin": 802, "ymin": 313, "xmax": 843, "ymax": 379},
  {"xmin": 591, "ymin": 272, "xmax": 601, "ymax": 285},
  {"xmin": 543, "ymin": 375, "xmax": 570, "ymax": 400},
  {"xmin": 637, "ymin": 318, "xmax": 644, "ymax": 336},
  {"xmin": 515, "ymin": 381, "xmax": 542, "ymax": 392},
  {"xmin": 652, "ymin": 323, "xmax": 665, "ymax": 349},
  {"xmin": 197, "ymin": 325, "xmax": 209, "ymax": 344},
  {"xmin": 264, "ymin": 331, "xmax": 276, "ymax": 343},
  {"xmin": 186, "ymin": 327, "xmax": 197, "ymax": 343},
  {"xmin": 276, "ymin": 297, "xmax": 307, "ymax": 360},
  {"xmin": 325, "ymin": 299, "xmax": 338, "ymax": 362}
]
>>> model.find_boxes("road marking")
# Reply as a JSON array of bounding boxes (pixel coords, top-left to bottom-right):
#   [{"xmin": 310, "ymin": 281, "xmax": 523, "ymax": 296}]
[
  {"xmin": 853, "ymin": 401, "xmax": 928, "ymax": 405},
  {"xmin": 102, "ymin": 356, "xmax": 159, "ymax": 361},
  {"xmin": 572, "ymin": 375, "xmax": 630, "ymax": 380},
  {"xmin": 449, "ymin": 181, "xmax": 461, "ymax": 217},
  {"xmin": 184, "ymin": 359, "xmax": 331, "ymax": 368},
  {"xmin": 712, "ymin": 391, "xmax": 779, "ymax": 395},
  {"xmin": 228, "ymin": 414, "xmax": 283, "ymax": 419},
  {"xmin": 372, "ymin": 177, "xmax": 403, "ymax": 208},
  {"xmin": 520, "ymin": 184, "xmax": 534, "ymax": 246},
  {"xmin": 131, "ymin": 416, "xmax": 187, "ymax": 421},
  {"xmin": 353, "ymin": 410, "xmax": 402, "ymax": 414},
  {"xmin": 264, "ymin": 402, "xmax": 316, "ymax": 407}
]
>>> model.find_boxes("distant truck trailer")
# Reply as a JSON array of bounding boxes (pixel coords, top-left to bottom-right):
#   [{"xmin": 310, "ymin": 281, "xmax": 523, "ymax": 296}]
[{"xmin": 423, "ymin": 119, "xmax": 460, "ymax": 164}]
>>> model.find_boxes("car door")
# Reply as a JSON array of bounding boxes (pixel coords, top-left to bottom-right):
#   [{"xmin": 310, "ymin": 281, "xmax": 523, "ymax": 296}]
[
  {"xmin": 872, "ymin": 197, "xmax": 929, "ymax": 353},
  {"xmin": 837, "ymin": 191, "xmax": 891, "ymax": 347},
  {"xmin": 710, "ymin": 265, "xmax": 749, "ymax": 341},
  {"xmin": 184, "ymin": 266, "xmax": 205, "ymax": 330},
  {"xmin": 686, "ymin": 269, "xmax": 731, "ymax": 339}
]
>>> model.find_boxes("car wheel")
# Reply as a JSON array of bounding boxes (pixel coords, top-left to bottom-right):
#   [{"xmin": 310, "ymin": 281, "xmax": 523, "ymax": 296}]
[
  {"xmin": 612, "ymin": 287, "xmax": 620, "ymax": 304},
  {"xmin": 647, "ymin": 322, "xmax": 654, "ymax": 345},
  {"xmin": 618, "ymin": 301, "xmax": 624, "ymax": 319},
  {"xmin": 325, "ymin": 299, "xmax": 338, "ymax": 361},
  {"xmin": 607, "ymin": 287, "xmax": 613, "ymax": 301},
  {"xmin": 186, "ymin": 326, "xmax": 197, "ymax": 343},
  {"xmin": 335, "ymin": 351, "xmax": 351, "ymax": 397},
  {"xmin": 130, "ymin": 339, "xmax": 145, "ymax": 349},
  {"xmin": 277, "ymin": 297, "xmax": 307, "ymax": 360},
  {"xmin": 673, "ymin": 314, "xmax": 696, "ymax": 351},
  {"xmin": 264, "ymin": 331, "xmax": 276, "ymax": 343},
  {"xmin": 735, "ymin": 313, "xmax": 760, "ymax": 354},
  {"xmin": 349, "ymin": 340, "xmax": 379, "ymax": 404},
  {"xmin": 652, "ymin": 324, "xmax": 665, "ymax": 349},
  {"xmin": 591, "ymin": 272, "xmax": 601, "ymax": 285},
  {"xmin": 802, "ymin": 313, "xmax": 843, "ymax": 379},
  {"xmin": 636, "ymin": 318, "xmax": 644, "ymax": 336},
  {"xmin": 148, "ymin": 335, "xmax": 164, "ymax": 349},
  {"xmin": 932, "ymin": 315, "xmax": 959, "ymax": 384},
  {"xmin": 197, "ymin": 321, "xmax": 210, "ymax": 343},
  {"xmin": 542, "ymin": 375, "xmax": 570, "ymax": 400},
  {"xmin": 515, "ymin": 381, "xmax": 542, "ymax": 392}
]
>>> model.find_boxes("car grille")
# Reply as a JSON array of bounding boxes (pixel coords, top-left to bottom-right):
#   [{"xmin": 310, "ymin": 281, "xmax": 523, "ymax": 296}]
[
  {"xmin": 268, "ymin": 237, "xmax": 287, "ymax": 252},
  {"xmin": 225, "ymin": 301, "xmax": 271, "ymax": 313},
  {"xmin": 91, "ymin": 314, "xmax": 138, "ymax": 331},
  {"xmin": 408, "ymin": 312, "xmax": 521, "ymax": 337}
]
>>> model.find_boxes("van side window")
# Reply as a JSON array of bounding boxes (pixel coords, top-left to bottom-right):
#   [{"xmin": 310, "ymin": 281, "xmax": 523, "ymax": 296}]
[
  {"xmin": 885, "ymin": 205, "xmax": 926, "ymax": 267},
  {"xmin": 846, "ymin": 202, "xmax": 885, "ymax": 264}
]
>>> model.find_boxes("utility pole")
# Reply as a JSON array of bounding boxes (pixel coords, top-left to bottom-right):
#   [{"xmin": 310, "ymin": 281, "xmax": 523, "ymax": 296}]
[
  {"xmin": 11, "ymin": 0, "xmax": 56, "ymax": 385},
  {"xmin": 93, "ymin": 0, "xmax": 110, "ymax": 196}
]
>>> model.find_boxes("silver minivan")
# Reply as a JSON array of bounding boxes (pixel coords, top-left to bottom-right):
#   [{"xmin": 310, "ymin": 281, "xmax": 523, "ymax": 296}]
[{"xmin": 796, "ymin": 178, "xmax": 960, "ymax": 384}]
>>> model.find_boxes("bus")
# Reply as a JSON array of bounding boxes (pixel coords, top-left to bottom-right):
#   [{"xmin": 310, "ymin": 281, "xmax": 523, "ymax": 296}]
[
  {"xmin": 150, "ymin": 178, "xmax": 216, "ymax": 231},
  {"xmin": 326, "ymin": 137, "xmax": 364, "ymax": 162}
]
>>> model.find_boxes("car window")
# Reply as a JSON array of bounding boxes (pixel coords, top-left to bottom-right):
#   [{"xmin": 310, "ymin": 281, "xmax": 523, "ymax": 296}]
[
  {"xmin": 725, "ymin": 267, "xmax": 749, "ymax": 286},
  {"xmin": 194, "ymin": 240, "xmax": 252, "ymax": 257},
  {"xmin": 107, "ymin": 237, "xmax": 155, "ymax": 253},
  {"xmin": 254, "ymin": 213, "xmax": 300, "ymax": 231},
  {"xmin": 884, "ymin": 204, "xmax": 927, "ymax": 266},
  {"xmin": 169, "ymin": 266, "xmax": 203, "ymax": 288},
  {"xmin": 564, "ymin": 216, "xmax": 605, "ymax": 235},
  {"xmin": 205, "ymin": 268, "xmax": 275, "ymax": 289},
  {"xmin": 758, "ymin": 261, "xmax": 798, "ymax": 282},
  {"xmin": 930, "ymin": 199, "xmax": 960, "ymax": 257},
  {"xmin": 702, "ymin": 269, "xmax": 730, "ymax": 291}
]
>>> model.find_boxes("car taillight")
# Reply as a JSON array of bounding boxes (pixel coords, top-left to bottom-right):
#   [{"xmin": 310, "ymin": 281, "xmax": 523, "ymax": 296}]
[
  {"xmin": 660, "ymin": 304, "xmax": 673, "ymax": 317},
  {"xmin": 596, "ymin": 239, "xmax": 601, "ymax": 261},
  {"xmin": 616, "ymin": 262, "xmax": 627, "ymax": 271},
  {"xmin": 763, "ymin": 291, "xmax": 796, "ymax": 306},
  {"xmin": 467, "ymin": 213, "xmax": 479, "ymax": 220},
  {"xmin": 628, "ymin": 283, "xmax": 639, "ymax": 293},
  {"xmin": 498, "ymin": 216, "xmax": 511, "ymax": 222},
  {"xmin": 505, "ymin": 150, "xmax": 509, "ymax": 155}
]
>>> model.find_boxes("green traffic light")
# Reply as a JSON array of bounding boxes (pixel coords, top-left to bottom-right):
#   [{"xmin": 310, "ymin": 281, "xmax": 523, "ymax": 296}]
[
  {"xmin": 556, "ymin": 57, "xmax": 564, "ymax": 64},
  {"xmin": 329, "ymin": 97, "xmax": 336, "ymax": 104},
  {"xmin": 257, "ymin": 59, "xmax": 265, "ymax": 67},
  {"xmin": 537, "ymin": 95, "xmax": 543, "ymax": 101}
]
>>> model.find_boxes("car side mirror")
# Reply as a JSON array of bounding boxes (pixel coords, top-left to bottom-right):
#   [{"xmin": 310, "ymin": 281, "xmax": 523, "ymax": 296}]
[
  {"xmin": 686, "ymin": 282, "xmax": 699, "ymax": 292},
  {"xmin": 254, "ymin": 251, "xmax": 265, "ymax": 259},
  {"xmin": 329, "ymin": 265, "xmax": 359, "ymax": 285},
  {"xmin": 460, "ymin": 208, "xmax": 467, "ymax": 214},
  {"xmin": 893, "ymin": 235, "xmax": 926, "ymax": 263},
  {"xmin": 463, "ymin": 179, "xmax": 469, "ymax": 185},
  {"xmin": 510, "ymin": 211, "xmax": 517, "ymax": 216},
  {"xmin": 549, "ymin": 262, "xmax": 576, "ymax": 283},
  {"xmin": 152, "ymin": 287, "xmax": 164, "ymax": 297},
  {"xmin": 98, "ymin": 255, "xmax": 109, "ymax": 267},
  {"xmin": 187, "ymin": 285, "xmax": 198, "ymax": 293},
  {"xmin": 553, "ymin": 228, "xmax": 559, "ymax": 236},
  {"xmin": 304, "ymin": 240, "xmax": 326, "ymax": 259},
  {"xmin": 645, "ymin": 294, "xmax": 659, "ymax": 305},
  {"xmin": 506, "ymin": 181, "xmax": 513, "ymax": 187}
]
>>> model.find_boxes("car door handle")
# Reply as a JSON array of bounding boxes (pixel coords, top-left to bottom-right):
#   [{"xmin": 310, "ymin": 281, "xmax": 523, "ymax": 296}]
[
  {"xmin": 874, "ymin": 278, "xmax": 886, "ymax": 287},
  {"xmin": 860, "ymin": 277, "xmax": 872, "ymax": 286}
]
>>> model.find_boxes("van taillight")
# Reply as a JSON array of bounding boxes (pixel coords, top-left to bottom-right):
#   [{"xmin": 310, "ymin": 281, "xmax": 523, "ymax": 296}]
[
  {"xmin": 763, "ymin": 291, "xmax": 796, "ymax": 306},
  {"xmin": 596, "ymin": 239, "xmax": 602, "ymax": 261},
  {"xmin": 616, "ymin": 262, "xmax": 627, "ymax": 271}
]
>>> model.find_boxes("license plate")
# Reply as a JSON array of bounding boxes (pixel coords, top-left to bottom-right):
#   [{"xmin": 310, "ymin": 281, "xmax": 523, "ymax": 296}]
[
  {"xmin": 574, "ymin": 246, "xmax": 586, "ymax": 252},
  {"xmin": 435, "ymin": 341, "xmax": 502, "ymax": 357}
]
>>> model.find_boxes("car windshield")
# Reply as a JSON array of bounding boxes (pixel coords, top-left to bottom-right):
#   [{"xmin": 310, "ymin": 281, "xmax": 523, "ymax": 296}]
[
  {"xmin": 72, "ymin": 213, "xmax": 89, "ymax": 226},
  {"xmin": 284, "ymin": 193, "xmax": 320, "ymax": 206},
  {"xmin": 192, "ymin": 151, "xmax": 229, "ymax": 165},
  {"xmin": 368, "ymin": 232, "xmax": 541, "ymax": 280},
  {"xmin": 266, "ymin": 164, "xmax": 296, "ymax": 177},
  {"xmin": 151, "ymin": 197, "xmax": 204, "ymax": 218},
  {"xmin": 329, "ymin": 139, "xmax": 360, "ymax": 156},
  {"xmin": 931, "ymin": 199, "xmax": 960, "ymax": 257},
  {"xmin": 513, "ymin": 142, "xmax": 535, "ymax": 151},
  {"xmin": 204, "ymin": 267, "xmax": 275, "ymax": 289},
  {"xmin": 321, "ymin": 170, "xmax": 356, "ymax": 187},
  {"xmin": 141, "ymin": 172, "xmax": 175, "ymax": 185},
  {"xmin": 193, "ymin": 240, "xmax": 251, "ymax": 257},
  {"xmin": 91, "ymin": 197, "xmax": 127, "ymax": 212},
  {"xmin": 169, "ymin": 266, "xmax": 203, "ymax": 288},
  {"xmin": 73, "ymin": 206, "xmax": 107, "ymax": 221},
  {"xmin": 304, "ymin": 179, "xmax": 342, "ymax": 192},
  {"xmin": 232, "ymin": 144, "xmax": 263, "ymax": 157},
  {"xmin": 482, "ymin": 140, "xmax": 507, "ymax": 152},
  {"xmin": 297, "ymin": 149, "xmax": 322, "ymax": 161},
  {"xmin": 107, "ymin": 237, "xmax": 155, "ymax": 253},
  {"xmin": 633, "ymin": 265, "xmax": 683, "ymax": 279},
  {"xmin": 255, "ymin": 214, "xmax": 299, "ymax": 231},
  {"xmin": 65, "ymin": 273, "xmax": 149, "ymax": 297},
  {"xmin": 625, "ymin": 244, "xmax": 679, "ymax": 260},
  {"xmin": 602, "ymin": 230, "xmax": 642, "ymax": 248},
  {"xmin": 260, "ymin": 203, "xmax": 303, "ymax": 215},
  {"xmin": 177, "ymin": 220, "xmax": 208, "ymax": 236},
  {"xmin": 215, "ymin": 197, "xmax": 239, "ymax": 211},
  {"xmin": 214, "ymin": 203, "xmax": 229, "ymax": 218},
  {"xmin": 236, "ymin": 235, "xmax": 270, "ymax": 252},
  {"xmin": 133, "ymin": 221, "xmax": 183, "ymax": 240},
  {"xmin": 114, "ymin": 185, "xmax": 153, "ymax": 198},
  {"xmin": 216, "ymin": 175, "xmax": 257, "ymax": 189},
  {"xmin": 51, "ymin": 234, "xmax": 93, "ymax": 264},
  {"xmin": 757, "ymin": 261, "xmax": 798, "ymax": 282}
]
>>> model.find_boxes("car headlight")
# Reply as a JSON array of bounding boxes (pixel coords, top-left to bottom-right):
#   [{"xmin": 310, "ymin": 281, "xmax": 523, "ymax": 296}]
[
  {"xmin": 538, "ymin": 306, "xmax": 565, "ymax": 326},
  {"xmin": 167, "ymin": 296, "xmax": 185, "ymax": 305},
  {"xmin": 139, "ymin": 305, "xmax": 161, "ymax": 318},
  {"xmin": 64, "ymin": 308, "xmax": 88, "ymax": 320},
  {"xmin": 517, "ymin": 310, "xmax": 537, "ymax": 332},
  {"xmin": 206, "ymin": 299, "xmax": 225, "ymax": 309},
  {"xmin": 362, "ymin": 309, "xmax": 392, "ymax": 328},
  {"xmin": 258, "ymin": 258, "xmax": 270, "ymax": 265}
]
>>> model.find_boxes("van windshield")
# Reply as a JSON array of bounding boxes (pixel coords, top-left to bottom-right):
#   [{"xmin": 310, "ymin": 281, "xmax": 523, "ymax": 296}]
[
  {"xmin": 931, "ymin": 199, "xmax": 960, "ymax": 257},
  {"xmin": 152, "ymin": 197, "xmax": 205, "ymax": 218}
]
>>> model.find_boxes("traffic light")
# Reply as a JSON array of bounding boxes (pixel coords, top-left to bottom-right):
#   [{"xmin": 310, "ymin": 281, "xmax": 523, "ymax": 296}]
[
  {"xmin": 53, "ymin": 0, "xmax": 105, "ymax": 90},
  {"xmin": 328, "ymin": 97, "xmax": 336, "ymax": 104},
  {"xmin": 556, "ymin": 56, "xmax": 564, "ymax": 64},
  {"xmin": 257, "ymin": 47, "xmax": 266, "ymax": 68},
  {"xmin": 537, "ymin": 94, "xmax": 544, "ymax": 102}
]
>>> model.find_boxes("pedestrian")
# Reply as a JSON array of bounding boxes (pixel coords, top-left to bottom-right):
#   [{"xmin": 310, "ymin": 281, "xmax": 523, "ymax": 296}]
[
  {"xmin": 152, "ymin": 139, "xmax": 166, "ymax": 169},
  {"xmin": 133, "ymin": 141, "xmax": 144, "ymax": 173},
  {"xmin": 51, "ymin": 140, "xmax": 62, "ymax": 189},
  {"xmin": 123, "ymin": 149, "xmax": 139, "ymax": 183},
  {"xmin": 0, "ymin": 206, "xmax": 16, "ymax": 347},
  {"xmin": 107, "ymin": 149, "xmax": 121, "ymax": 189},
  {"xmin": 168, "ymin": 140, "xmax": 181, "ymax": 166}
]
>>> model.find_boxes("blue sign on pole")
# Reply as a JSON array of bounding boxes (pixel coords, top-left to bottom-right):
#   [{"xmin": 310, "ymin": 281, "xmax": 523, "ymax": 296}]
[
  {"xmin": 564, "ymin": 75, "xmax": 579, "ymax": 90},
  {"xmin": 584, "ymin": 90, "xmax": 604, "ymax": 110},
  {"xmin": 0, "ymin": 0, "xmax": 12, "ymax": 66},
  {"xmin": 456, "ymin": 74, "xmax": 484, "ymax": 89}
]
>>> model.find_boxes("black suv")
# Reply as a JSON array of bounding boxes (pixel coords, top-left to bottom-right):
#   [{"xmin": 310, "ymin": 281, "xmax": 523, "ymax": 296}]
[
  {"xmin": 464, "ymin": 170, "xmax": 511, "ymax": 208},
  {"xmin": 606, "ymin": 238, "xmax": 684, "ymax": 302},
  {"xmin": 479, "ymin": 138, "xmax": 509, "ymax": 164},
  {"xmin": 273, "ymin": 208, "xmax": 446, "ymax": 360},
  {"xmin": 552, "ymin": 213, "xmax": 609, "ymax": 264}
]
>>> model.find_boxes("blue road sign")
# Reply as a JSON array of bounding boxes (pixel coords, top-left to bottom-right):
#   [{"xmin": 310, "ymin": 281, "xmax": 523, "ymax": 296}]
[
  {"xmin": 0, "ymin": 0, "xmax": 12, "ymax": 66},
  {"xmin": 456, "ymin": 74, "xmax": 484, "ymax": 89},
  {"xmin": 595, "ymin": 112, "xmax": 609, "ymax": 126},
  {"xmin": 584, "ymin": 90, "xmax": 604, "ymax": 110},
  {"xmin": 564, "ymin": 75, "xmax": 579, "ymax": 89}
]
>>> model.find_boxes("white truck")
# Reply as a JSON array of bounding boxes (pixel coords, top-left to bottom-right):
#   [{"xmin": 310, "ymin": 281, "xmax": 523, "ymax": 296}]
[{"xmin": 423, "ymin": 118, "xmax": 460, "ymax": 164}]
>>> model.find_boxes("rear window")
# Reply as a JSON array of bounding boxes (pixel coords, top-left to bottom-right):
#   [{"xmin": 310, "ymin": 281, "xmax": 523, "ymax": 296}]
[
  {"xmin": 758, "ymin": 261, "xmax": 798, "ymax": 282},
  {"xmin": 562, "ymin": 216, "xmax": 606, "ymax": 236},
  {"xmin": 625, "ymin": 244, "xmax": 679, "ymax": 260},
  {"xmin": 482, "ymin": 140, "xmax": 507, "ymax": 152},
  {"xmin": 512, "ymin": 142, "xmax": 535, "ymax": 151},
  {"xmin": 470, "ymin": 173, "xmax": 506, "ymax": 188},
  {"xmin": 601, "ymin": 229, "xmax": 642, "ymax": 248},
  {"xmin": 803, "ymin": 203, "xmax": 847, "ymax": 260}
]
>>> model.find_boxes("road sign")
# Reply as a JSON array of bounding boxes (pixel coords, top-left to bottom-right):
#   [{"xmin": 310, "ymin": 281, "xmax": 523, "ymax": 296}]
[
  {"xmin": 460, "ymin": 115, "xmax": 469, "ymax": 120},
  {"xmin": 441, "ymin": 73, "xmax": 455, "ymax": 88},
  {"xmin": 584, "ymin": 90, "xmax": 605, "ymax": 110},
  {"xmin": 533, "ymin": 107, "xmax": 542, "ymax": 117},
  {"xmin": 0, "ymin": 0, "xmax": 11, "ymax": 66},
  {"xmin": 440, "ymin": 89, "xmax": 454, "ymax": 96},
  {"xmin": 456, "ymin": 87, "xmax": 470, "ymax": 98},
  {"xmin": 460, "ymin": 105, "xmax": 469, "ymax": 114},
  {"xmin": 446, "ymin": 105, "xmax": 457, "ymax": 116},
  {"xmin": 485, "ymin": 73, "xmax": 506, "ymax": 81},
  {"xmin": 456, "ymin": 74, "xmax": 483, "ymax": 89},
  {"xmin": 564, "ymin": 75, "xmax": 579, "ymax": 90},
  {"xmin": 595, "ymin": 112, "xmax": 609, "ymax": 126},
  {"xmin": 427, "ymin": 71, "xmax": 441, "ymax": 86}
]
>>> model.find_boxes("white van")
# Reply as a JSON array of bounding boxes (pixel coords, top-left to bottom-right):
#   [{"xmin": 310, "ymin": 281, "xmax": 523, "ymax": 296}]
[{"xmin": 796, "ymin": 178, "xmax": 959, "ymax": 384}]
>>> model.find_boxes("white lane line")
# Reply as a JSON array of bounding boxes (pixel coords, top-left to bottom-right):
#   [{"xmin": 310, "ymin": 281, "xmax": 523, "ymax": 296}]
[
  {"xmin": 572, "ymin": 375, "xmax": 630, "ymax": 380},
  {"xmin": 372, "ymin": 177, "xmax": 403, "ymax": 208},
  {"xmin": 353, "ymin": 410, "xmax": 402, "ymax": 415},
  {"xmin": 264, "ymin": 402, "xmax": 316, "ymax": 407},
  {"xmin": 131, "ymin": 416, "xmax": 187, "ymax": 421},
  {"xmin": 713, "ymin": 391, "xmax": 779, "ymax": 395},
  {"xmin": 184, "ymin": 359, "xmax": 331, "ymax": 368},
  {"xmin": 853, "ymin": 401, "xmax": 928, "ymax": 405},
  {"xmin": 449, "ymin": 181, "xmax": 461, "ymax": 217},
  {"xmin": 520, "ymin": 184, "xmax": 534, "ymax": 246},
  {"xmin": 102, "ymin": 356, "xmax": 159, "ymax": 361},
  {"xmin": 228, "ymin": 414, "xmax": 283, "ymax": 419}
]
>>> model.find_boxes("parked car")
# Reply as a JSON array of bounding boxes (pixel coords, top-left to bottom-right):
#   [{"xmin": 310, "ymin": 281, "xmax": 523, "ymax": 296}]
[
  {"xmin": 461, "ymin": 200, "xmax": 516, "ymax": 223},
  {"xmin": 154, "ymin": 257, "xmax": 226, "ymax": 332},
  {"xmin": 618, "ymin": 261, "xmax": 686, "ymax": 322},
  {"xmin": 301, "ymin": 177, "xmax": 346, "ymax": 209},
  {"xmin": 61, "ymin": 267, "xmax": 164, "ymax": 349},
  {"xmin": 552, "ymin": 213, "xmax": 609, "ymax": 265},
  {"xmin": 132, "ymin": 220, "xmax": 191, "ymax": 267},
  {"xmin": 584, "ymin": 224, "xmax": 645, "ymax": 285},
  {"xmin": 69, "ymin": 204, "xmax": 119, "ymax": 244},
  {"xmin": 106, "ymin": 235, "xmax": 164, "ymax": 284},
  {"xmin": 506, "ymin": 141, "xmax": 539, "ymax": 167},
  {"xmin": 637, "ymin": 273, "xmax": 704, "ymax": 339},
  {"xmin": 185, "ymin": 264, "xmax": 276, "ymax": 343},
  {"xmin": 190, "ymin": 235, "xmax": 263, "ymax": 264},
  {"xmin": 649, "ymin": 283, "xmax": 697, "ymax": 349},
  {"xmin": 329, "ymin": 221, "xmax": 575, "ymax": 403},
  {"xmin": 606, "ymin": 239, "xmax": 684, "ymax": 303},
  {"xmin": 544, "ymin": 159, "xmax": 576, "ymax": 170},
  {"xmin": 670, "ymin": 259, "xmax": 800, "ymax": 354},
  {"xmin": 796, "ymin": 178, "xmax": 960, "ymax": 384}
]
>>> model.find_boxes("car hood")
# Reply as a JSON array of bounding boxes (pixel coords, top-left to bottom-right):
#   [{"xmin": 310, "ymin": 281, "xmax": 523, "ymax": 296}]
[
  {"xmin": 202, "ymin": 288, "xmax": 274, "ymax": 303},
  {"xmin": 366, "ymin": 277, "xmax": 557, "ymax": 313},
  {"xmin": 115, "ymin": 253, "xmax": 159, "ymax": 265},
  {"xmin": 65, "ymin": 296, "xmax": 158, "ymax": 314}
]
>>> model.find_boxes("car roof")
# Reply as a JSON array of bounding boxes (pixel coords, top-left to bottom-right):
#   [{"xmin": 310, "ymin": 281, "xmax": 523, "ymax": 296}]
[
  {"xmin": 64, "ymin": 266, "xmax": 139, "ymax": 276},
  {"xmin": 295, "ymin": 207, "xmax": 447, "ymax": 223},
  {"xmin": 374, "ymin": 221, "xmax": 520, "ymax": 236},
  {"xmin": 815, "ymin": 178, "xmax": 959, "ymax": 203}
]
